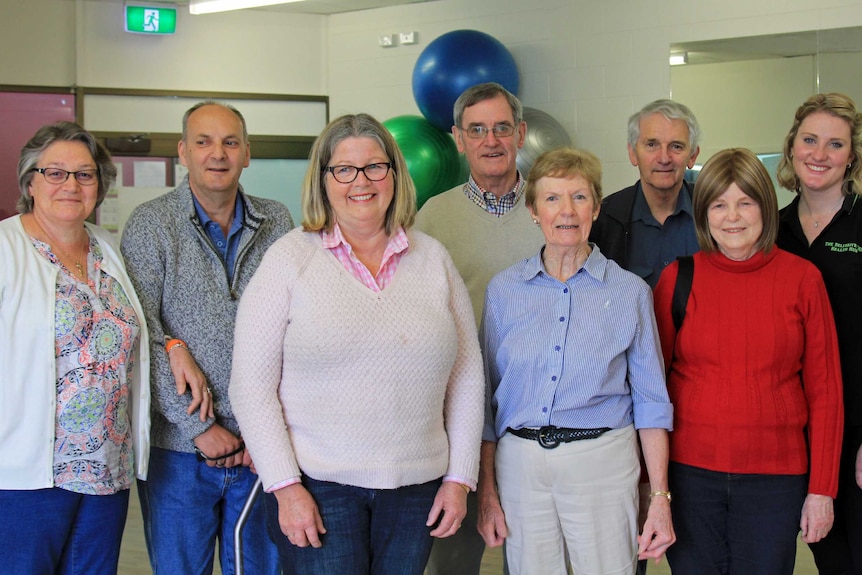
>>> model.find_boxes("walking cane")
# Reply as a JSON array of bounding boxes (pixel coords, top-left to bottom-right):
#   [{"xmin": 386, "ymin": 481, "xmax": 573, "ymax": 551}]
[{"xmin": 234, "ymin": 476, "xmax": 264, "ymax": 575}]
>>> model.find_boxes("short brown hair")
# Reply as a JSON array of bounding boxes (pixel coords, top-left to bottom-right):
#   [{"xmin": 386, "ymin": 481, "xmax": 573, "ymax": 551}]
[
  {"xmin": 453, "ymin": 82, "xmax": 522, "ymax": 128},
  {"xmin": 693, "ymin": 148, "xmax": 778, "ymax": 254},
  {"xmin": 525, "ymin": 147, "xmax": 602, "ymax": 211}
]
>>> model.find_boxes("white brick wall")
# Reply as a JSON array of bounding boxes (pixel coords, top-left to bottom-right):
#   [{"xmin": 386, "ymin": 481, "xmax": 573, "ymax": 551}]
[{"xmin": 327, "ymin": 0, "xmax": 862, "ymax": 194}]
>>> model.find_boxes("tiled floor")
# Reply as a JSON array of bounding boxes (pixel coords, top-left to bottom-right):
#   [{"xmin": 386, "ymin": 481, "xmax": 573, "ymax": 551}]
[{"xmin": 119, "ymin": 483, "xmax": 819, "ymax": 574}]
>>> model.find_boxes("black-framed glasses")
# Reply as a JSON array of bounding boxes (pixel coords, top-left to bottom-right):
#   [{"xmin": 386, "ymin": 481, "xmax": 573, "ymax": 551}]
[
  {"xmin": 459, "ymin": 124, "xmax": 516, "ymax": 139},
  {"xmin": 324, "ymin": 162, "xmax": 392, "ymax": 184},
  {"xmin": 33, "ymin": 167, "xmax": 100, "ymax": 186}
]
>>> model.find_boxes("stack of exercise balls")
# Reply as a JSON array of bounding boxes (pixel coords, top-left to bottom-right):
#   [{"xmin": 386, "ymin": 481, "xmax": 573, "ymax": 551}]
[
  {"xmin": 386, "ymin": 29, "xmax": 573, "ymax": 208},
  {"xmin": 385, "ymin": 29, "xmax": 521, "ymax": 209}
]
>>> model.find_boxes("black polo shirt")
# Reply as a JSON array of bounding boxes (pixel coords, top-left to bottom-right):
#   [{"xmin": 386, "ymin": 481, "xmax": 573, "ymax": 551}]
[{"xmin": 778, "ymin": 194, "xmax": 862, "ymax": 427}]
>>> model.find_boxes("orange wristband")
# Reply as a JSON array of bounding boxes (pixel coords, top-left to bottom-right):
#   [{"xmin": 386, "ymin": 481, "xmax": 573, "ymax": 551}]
[{"xmin": 165, "ymin": 338, "xmax": 188, "ymax": 354}]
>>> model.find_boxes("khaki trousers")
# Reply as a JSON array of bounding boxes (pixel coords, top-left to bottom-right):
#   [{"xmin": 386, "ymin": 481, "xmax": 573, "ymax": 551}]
[{"xmin": 497, "ymin": 425, "xmax": 639, "ymax": 575}]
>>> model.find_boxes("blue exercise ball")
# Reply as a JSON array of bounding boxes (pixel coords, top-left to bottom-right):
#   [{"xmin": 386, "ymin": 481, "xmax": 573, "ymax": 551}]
[
  {"xmin": 383, "ymin": 115, "xmax": 462, "ymax": 209},
  {"xmin": 412, "ymin": 29, "xmax": 520, "ymax": 132}
]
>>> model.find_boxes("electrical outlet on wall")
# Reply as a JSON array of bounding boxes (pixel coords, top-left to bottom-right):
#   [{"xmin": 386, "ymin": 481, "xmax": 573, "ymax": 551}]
[
  {"xmin": 399, "ymin": 31, "xmax": 417, "ymax": 45},
  {"xmin": 378, "ymin": 34, "xmax": 397, "ymax": 47}
]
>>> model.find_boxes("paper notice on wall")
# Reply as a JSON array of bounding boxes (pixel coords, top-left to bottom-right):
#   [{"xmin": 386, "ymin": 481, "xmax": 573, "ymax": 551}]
[
  {"xmin": 97, "ymin": 163, "xmax": 123, "ymax": 233},
  {"xmin": 134, "ymin": 161, "xmax": 167, "ymax": 187}
]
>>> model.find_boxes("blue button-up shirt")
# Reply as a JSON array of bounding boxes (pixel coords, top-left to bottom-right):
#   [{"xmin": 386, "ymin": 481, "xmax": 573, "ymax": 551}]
[
  {"xmin": 193, "ymin": 193, "xmax": 244, "ymax": 278},
  {"xmin": 628, "ymin": 183, "xmax": 698, "ymax": 288},
  {"xmin": 481, "ymin": 244, "xmax": 672, "ymax": 441}
]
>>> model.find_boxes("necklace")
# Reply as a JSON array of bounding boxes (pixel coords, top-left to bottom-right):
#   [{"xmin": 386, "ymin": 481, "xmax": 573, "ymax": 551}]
[
  {"xmin": 34, "ymin": 218, "xmax": 88, "ymax": 278},
  {"xmin": 801, "ymin": 194, "xmax": 845, "ymax": 229}
]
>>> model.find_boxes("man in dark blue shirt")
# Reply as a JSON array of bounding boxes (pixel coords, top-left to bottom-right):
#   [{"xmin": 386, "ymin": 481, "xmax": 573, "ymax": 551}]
[
  {"xmin": 589, "ymin": 99, "xmax": 701, "ymax": 574},
  {"xmin": 590, "ymin": 99, "xmax": 701, "ymax": 288}
]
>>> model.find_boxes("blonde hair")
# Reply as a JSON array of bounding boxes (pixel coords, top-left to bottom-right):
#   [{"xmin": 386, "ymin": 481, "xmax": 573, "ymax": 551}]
[
  {"xmin": 776, "ymin": 92, "xmax": 862, "ymax": 196},
  {"xmin": 302, "ymin": 114, "xmax": 416, "ymax": 235}
]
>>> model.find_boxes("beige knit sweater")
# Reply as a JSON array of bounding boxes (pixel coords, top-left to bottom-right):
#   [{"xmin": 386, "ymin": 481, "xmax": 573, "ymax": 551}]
[{"xmin": 230, "ymin": 228, "xmax": 485, "ymax": 491}]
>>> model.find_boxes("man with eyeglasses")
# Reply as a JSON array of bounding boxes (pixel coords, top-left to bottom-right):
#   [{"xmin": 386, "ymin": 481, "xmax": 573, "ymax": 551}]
[
  {"xmin": 415, "ymin": 82, "xmax": 545, "ymax": 575},
  {"xmin": 120, "ymin": 101, "xmax": 293, "ymax": 575}
]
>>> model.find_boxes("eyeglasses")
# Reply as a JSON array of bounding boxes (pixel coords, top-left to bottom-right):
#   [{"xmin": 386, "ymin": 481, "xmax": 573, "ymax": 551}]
[
  {"xmin": 33, "ymin": 167, "xmax": 99, "ymax": 186},
  {"xmin": 459, "ymin": 124, "xmax": 516, "ymax": 139},
  {"xmin": 324, "ymin": 162, "xmax": 392, "ymax": 184}
]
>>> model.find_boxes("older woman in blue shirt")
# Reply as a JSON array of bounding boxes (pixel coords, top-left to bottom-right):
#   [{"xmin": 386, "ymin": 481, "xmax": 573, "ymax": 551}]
[{"xmin": 476, "ymin": 147, "xmax": 674, "ymax": 575}]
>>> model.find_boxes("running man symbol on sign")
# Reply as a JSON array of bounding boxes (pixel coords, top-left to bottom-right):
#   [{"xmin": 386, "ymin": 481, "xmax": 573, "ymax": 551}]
[{"xmin": 143, "ymin": 9, "xmax": 159, "ymax": 32}]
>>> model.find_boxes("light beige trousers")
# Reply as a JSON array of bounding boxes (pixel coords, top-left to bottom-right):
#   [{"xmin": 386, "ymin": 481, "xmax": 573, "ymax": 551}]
[{"xmin": 497, "ymin": 425, "xmax": 640, "ymax": 575}]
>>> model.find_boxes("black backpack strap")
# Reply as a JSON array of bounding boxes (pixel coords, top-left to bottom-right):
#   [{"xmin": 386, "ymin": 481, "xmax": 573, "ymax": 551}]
[{"xmin": 672, "ymin": 256, "xmax": 694, "ymax": 331}]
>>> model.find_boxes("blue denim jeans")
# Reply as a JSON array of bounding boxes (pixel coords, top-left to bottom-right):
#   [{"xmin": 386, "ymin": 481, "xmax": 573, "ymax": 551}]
[
  {"xmin": 666, "ymin": 462, "xmax": 807, "ymax": 575},
  {"xmin": 264, "ymin": 475, "xmax": 441, "ymax": 575},
  {"xmin": 0, "ymin": 486, "xmax": 129, "ymax": 575},
  {"xmin": 138, "ymin": 447, "xmax": 279, "ymax": 575}
]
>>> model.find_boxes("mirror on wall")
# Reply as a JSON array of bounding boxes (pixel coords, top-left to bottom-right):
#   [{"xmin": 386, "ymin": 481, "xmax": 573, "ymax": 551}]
[{"xmin": 670, "ymin": 27, "xmax": 862, "ymax": 207}]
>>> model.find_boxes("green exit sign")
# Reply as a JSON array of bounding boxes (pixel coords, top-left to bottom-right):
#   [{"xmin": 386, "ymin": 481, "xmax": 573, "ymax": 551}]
[{"xmin": 125, "ymin": 4, "xmax": 177, "ymax": 35}]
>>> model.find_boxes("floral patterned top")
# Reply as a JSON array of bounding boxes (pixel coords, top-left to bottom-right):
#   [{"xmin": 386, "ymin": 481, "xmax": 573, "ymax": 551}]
[{"xmin": 32, "ymin": 232, "xmax": 141, "ymax": 495}]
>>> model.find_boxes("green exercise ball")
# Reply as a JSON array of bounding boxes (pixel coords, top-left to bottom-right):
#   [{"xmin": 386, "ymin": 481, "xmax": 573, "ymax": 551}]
[{"xmin": 384, "ymin": 115, "xmax": 462, "ymax": 209}]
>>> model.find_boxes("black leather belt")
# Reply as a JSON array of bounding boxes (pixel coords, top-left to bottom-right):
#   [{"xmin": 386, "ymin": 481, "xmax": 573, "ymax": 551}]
[{"xmin": 507, "ymin": 426, "xmax": 612, "ymax": 449}]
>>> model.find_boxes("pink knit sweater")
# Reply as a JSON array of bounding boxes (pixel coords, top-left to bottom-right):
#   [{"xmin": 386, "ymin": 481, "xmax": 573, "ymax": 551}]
[{"xmin": 230, "ymin": 228, "xmax": 485, "ymax": 491}]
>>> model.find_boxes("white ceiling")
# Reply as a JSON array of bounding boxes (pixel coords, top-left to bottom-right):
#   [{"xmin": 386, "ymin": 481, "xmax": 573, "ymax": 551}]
[
  {"xmin": 71, "ymin": 0, "xmax": 435, "ymax": 14},
  {"xmin": 83, "ymin": 0, "xmax": 438, "ymax": 14},
  {"xmin": 262, "ymin": 0, "xmax": 436, "ymax": 14}
]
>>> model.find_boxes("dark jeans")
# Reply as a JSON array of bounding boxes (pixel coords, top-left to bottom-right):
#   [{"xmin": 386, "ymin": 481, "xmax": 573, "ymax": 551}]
[
  {"xmin": 264, "ymin": 475, "xmax": 441, "ymax": 575},
  {"xmin": 0, "ymin": 486, "xmax": 129, "ymax": 575},
  {"xmin": 808, "ymin": 426, "xmax": 862, "ymax": 575},
  {"xmin": 666, "ymin": 462, "xmax": 806, "ymax": 575},
  {"xmin": 138, "ymin": 447, "xmax": 278, "ymax": 575}
]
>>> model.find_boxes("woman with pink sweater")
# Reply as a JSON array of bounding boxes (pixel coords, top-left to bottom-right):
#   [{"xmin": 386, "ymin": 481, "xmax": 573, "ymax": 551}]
[{"xmin": 229, "ymin": 113, "xmax": 484, "ymax": 575}]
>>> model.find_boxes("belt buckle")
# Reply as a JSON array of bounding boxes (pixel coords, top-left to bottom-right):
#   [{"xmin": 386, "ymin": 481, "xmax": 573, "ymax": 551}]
[{"xmin": 537, "ymin": 426, "xmax": 559, "ymax": 449}]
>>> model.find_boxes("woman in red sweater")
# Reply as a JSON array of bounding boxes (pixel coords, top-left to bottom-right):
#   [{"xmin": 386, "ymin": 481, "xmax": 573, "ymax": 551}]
[{"xmin": 653, "ymin": 148, "xmax": 844, "ymax": 575}]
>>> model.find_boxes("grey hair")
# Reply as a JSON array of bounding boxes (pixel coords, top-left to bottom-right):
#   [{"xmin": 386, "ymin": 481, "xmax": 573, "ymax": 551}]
[
  {"xmin": 627, "ymin": 99, "xmax": 701, "ymax": 151},
  {"xmin": 181, "ymin": 100, "xmax": 249, "ymax": 143},
  {"xmin": 17, "ymin": 121, "xmax": 117, "ymax": 214},
  {"xmin": 453, "ymin": 82, "xmax": 523, "ymax": 129}
]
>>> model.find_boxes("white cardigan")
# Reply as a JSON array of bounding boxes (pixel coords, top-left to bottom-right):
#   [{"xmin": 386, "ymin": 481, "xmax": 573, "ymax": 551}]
[{"xmin": 0, "ymin": 215, "xmax": 150, "ymax": 489}]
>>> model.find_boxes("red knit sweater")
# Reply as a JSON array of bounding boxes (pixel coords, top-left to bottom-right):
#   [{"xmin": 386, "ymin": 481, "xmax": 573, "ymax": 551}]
[{"xmin": 654, "ymin": 248, "xmax": 843, "ymax": 497}]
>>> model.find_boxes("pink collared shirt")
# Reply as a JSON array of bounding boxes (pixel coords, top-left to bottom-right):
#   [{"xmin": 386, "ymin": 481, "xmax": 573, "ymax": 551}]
[{"xmin": 321, "ymin": 223, "xmax": 409, "ymax": 291}]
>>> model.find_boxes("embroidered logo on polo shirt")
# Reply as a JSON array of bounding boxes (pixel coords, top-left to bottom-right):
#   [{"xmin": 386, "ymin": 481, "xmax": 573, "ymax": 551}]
[{"xmin": 824, "ymin": 241, "xmax": 862, "ymax": 253}]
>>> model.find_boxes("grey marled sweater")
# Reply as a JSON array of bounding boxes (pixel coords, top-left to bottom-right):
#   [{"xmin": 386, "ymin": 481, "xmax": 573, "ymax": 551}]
[{"xmin": 120, "ymin": 176, "xmax": 294, "ymax": 452}]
